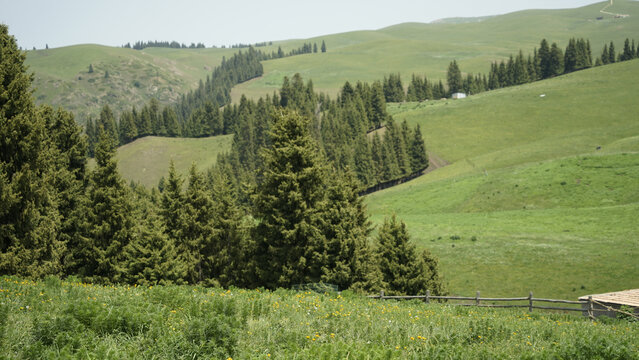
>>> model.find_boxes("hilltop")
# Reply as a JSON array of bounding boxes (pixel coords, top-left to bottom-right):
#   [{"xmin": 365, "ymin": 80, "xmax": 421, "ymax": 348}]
[
  {"xmin": 25, "ymin": 1, "xmax": 639, "ymax": 120},
  {"xmin": 231, "ymin": 0, "xmax": 639, "ymax": 101}
]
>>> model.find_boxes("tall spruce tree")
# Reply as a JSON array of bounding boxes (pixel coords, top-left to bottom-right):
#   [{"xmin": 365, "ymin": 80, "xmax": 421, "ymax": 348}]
[
  {"xmin": 39, "ymin": 106, "xmax": 89, "ymax": 278},
  {"xmin": 182, "ymin": 164, "xmax": 218, "ymax": 284},
  {"xmin": 206, "ymin": 171, "xmax": 251, "ymax": 288},
  {"xmin": 98, "ymin": 104, "xmax": 119, "ymax": 146},
  {"xmin": 608, "ymin": 41, "xmax": 616, "ymax": 63},
  {"xmin": 409, "ymin": 124, "xmax": 429, "ymax": 172},
  {"xmin": 447, "ymin": 60, "xmax": 463, "ymax": 95},
  {"xmin": 319, "ymin": 168, "xmax": 373, "ymax": 290},
  {"xmin": 538, "ymin": 39, "xmax": 552, "ymax": 78},
  {"xmin": 548, "ymin": 42, "xmax": 564, "ymax": 77},
  {"xmin": 80, "ymin": 132, "xmax": 134, "ymax": 283},
  {"xmin": 0, "ymin": 25, "xmax": 65, "ymax": 278},
  {"xmin": 253, "ymin": 109, "xmax": 328, "ymax": 288},
  {"xmin": 122, "ymin": 185, "xmax": 185, "ymax": 285}
]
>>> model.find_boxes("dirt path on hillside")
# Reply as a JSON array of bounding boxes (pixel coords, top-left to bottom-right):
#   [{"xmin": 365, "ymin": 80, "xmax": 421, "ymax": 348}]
[
  {"xmin": 600, "ymin": 0, "xmax": 630, "ymax": 18},
  {"xmin": 424, "ymin": 152, "xmax": 449, "ymax": 174}
]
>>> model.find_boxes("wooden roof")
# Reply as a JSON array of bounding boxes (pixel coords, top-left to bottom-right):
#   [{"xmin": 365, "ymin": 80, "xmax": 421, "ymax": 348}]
[{"xmin": 579, "ymin": 289, "xmax": 639, "ymax": 307}]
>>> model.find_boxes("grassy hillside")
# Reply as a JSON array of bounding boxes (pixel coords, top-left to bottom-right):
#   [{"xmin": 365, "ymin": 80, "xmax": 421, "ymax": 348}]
[
  {"xmin": 232, "ymin": 0, "xmax": 639, "ymax": 101},
  {"xmin": 365, "ymin": 60, "xmax": 639, "ymax": 299},
  {"xmin": 26, "ymin": 1, "xmax": 638, "ymax": 120},
  {"xmin": 104, "ymin": 135, "xmax": 233, "ymax": 187},
  {"xmin": 2, "ymin": 276, "xmax": 637, "ymax": 359},
  {"xmin": 26, "ymin": 45, "xmax": 232, "ymax": 122}
]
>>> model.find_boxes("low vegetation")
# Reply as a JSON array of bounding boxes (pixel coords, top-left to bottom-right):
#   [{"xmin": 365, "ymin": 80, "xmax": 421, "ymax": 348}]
[{"xmin": 1, "ymin": 276, "xmax": 638, "ymax": 359}]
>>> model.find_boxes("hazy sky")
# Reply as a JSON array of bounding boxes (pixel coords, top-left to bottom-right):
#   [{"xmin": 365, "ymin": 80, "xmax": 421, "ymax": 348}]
[{"xmin": 1, "ymin": 0, "xmax": 602, "ymax": 49}]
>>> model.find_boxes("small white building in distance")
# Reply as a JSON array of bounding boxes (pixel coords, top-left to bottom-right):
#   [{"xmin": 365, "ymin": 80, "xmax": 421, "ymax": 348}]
[{"xmin": 452, "ymin": 92, "xmax": 467, "ymax": 99}]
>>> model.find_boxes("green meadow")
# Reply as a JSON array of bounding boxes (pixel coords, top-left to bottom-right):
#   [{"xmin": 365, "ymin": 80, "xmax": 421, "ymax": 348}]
[
  {"xmin": 2, "ymin": 276, "xmax": 637, "ymax": 359},
  {"xmin": 365, "ymin": 60, "xmax": 639, "ymax": 299},
  {"xmin": 105, "ymin": 135, "xmax": 234, "ymax": 188}
]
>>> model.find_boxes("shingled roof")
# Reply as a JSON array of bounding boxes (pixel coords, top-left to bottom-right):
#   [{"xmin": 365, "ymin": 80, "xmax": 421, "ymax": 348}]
[{"xmin": 579, "ymin": 289, "xmax": 639, "ymax": 307}]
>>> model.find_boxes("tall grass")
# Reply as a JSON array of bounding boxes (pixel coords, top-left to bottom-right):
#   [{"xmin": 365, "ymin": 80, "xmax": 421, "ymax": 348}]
[{"xmin": 1, "ymin": 276, "xmax": 637, "ymax": 359}]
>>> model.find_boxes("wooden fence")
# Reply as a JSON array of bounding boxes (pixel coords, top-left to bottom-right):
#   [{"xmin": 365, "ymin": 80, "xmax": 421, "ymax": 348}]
[{"xmin": 368, "ymin": 290, "xmax": 608, "ymax": 318}]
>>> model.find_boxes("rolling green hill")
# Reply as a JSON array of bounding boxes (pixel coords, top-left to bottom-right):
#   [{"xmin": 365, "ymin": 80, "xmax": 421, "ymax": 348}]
[
  {"xmin": 231, "ymin": 0, "xmax": 639, "ymax": 101},
  {"xmin": 103, "ymin": 135, "xmax": 233, "ymax": 188},
  {"xmin": 365, "ymin": 59, "xmax": 639, "ymax": 299},
  {"xmin": 26, "ymin": 1, "xmax": 638, "ymax": 121},
  {"xmin": 26, "ymin": 45, "xmax": 235, "ymax": 122}
]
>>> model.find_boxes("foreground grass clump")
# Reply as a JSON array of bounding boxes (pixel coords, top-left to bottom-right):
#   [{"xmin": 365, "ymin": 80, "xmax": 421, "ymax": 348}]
[{"xmin": 1, "ymin": 276, "xmax": 638, "ymax": 359}]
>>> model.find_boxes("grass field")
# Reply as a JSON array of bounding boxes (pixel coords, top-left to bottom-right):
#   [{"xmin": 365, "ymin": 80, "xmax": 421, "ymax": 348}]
[
  {"xmin": 365, "ymin": 60, "xmax": 639, "ymax": 299},
  {"xmin": 231, "ymin": 0, "xmax": 639, "ymax": 102},
  {"xmin": 2, "ymin": 276, "xmax": 637, "ymax": 359},
  {"xmin": 101, "ymin": 135, "xmax": 233, "ymax": 188}
]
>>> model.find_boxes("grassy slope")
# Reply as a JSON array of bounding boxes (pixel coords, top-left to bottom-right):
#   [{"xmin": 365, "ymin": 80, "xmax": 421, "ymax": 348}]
[
  {"xmin": 232, "ymin": 0, "xmax": 639, "ymax": 101},
  {"xmin": 365, "ymin": 60, "xmax": 639, "ymax": 299},
  {"xmin": 2, "ymin": 277, "xmax": 638, "ymax": 359},
  {"xmin": 25, "ymin": 43, "xmax": 291, "ymax": 122},
  {"xmin": 105, "ymin": 135, "xmax": 233, "ymax": 187}
]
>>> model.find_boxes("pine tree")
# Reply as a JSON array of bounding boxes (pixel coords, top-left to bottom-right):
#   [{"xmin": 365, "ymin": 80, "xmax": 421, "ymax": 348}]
[
  {"xmin": 319, "ymin": 168, "xmax": 373, "ymax": 290},
  {"xmin": 253, "ymin": 109, "xmax": 328, "ymax": 288},
  {"xmin": 88, "ymin": 64, "xmax": 94, "ymax": 73},
  {"xmin": 538, "ymin": 39, "xmax": 552, "ymax": 78},
  {"xmin": 80, "ymin": 132, "xmax": 134, "ymax": 283},
  {"xmin": 206, "ymin": 171, "xmax": 250, "ymax": 288},
  {"xmin": 601, "ymin": 43, "xmax": 610, "ymax": 65},
  {"xmin": 621, "ymin": 38, "xmax": 634, "ymax": 61},
  {"xmin": 369, "ymin": 81, "xmax": 387, "ymax": 129},
  {"xmin": 163, "ymin": 106, "xmax": 181, "ymax": 137},
  {"xmin": 39, "ymin": 106, "xmax": 88, "ymax": 278},
  {"xmin": 321, "ymin": 40, "xmax": 326, "ymax": 53},
  {"xmin": 608, "ymin": 41, "xmax": 616, "ymax": 63},
  {"xmin": 118, "ymin": 110, "xmax": 138, "ymax": 144},
  {"xmin": 375, "ymin": 215, "xmax": 445, "ymax": 296},
  {"xmin": 122, "ymin": 186, "xmax": 185, "ymax": 285},
  {"xmin": 447, "ymin": 60, "xmax": 463, "ymax": 95},
  {"xmin": 98, "ymin": 104, "xmax": 119, "ymax": 146},
  {"xmin": 160, "ymin": 161, "xmax": 185, "ymax": 258},
  {"xmin": 180, "ymin": 164, "xmax": 217, "ymax": 284},
  {"xmin": 409, "ymin": 124, "xmax": 428, "ymax": 172},
  {"xmin": 85, "ymin": 117, "xmax": 97, "ymax": 157},
  {"xmin": 0, "ymin": 25, "xmax": 65, "ymax": 278},
  {"xmin": 380, "ymin": 135, "xmax": 401, "ymax": 181},
  {"xmin": 549, "ymin": 42, "xmax": 564, "ymax": 77}
]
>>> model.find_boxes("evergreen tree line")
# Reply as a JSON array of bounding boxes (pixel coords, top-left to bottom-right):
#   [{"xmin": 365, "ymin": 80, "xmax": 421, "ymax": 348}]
[
  {"xmin": 1, "ymin": 25, "xmax": 445, "ymax": 296},
  {"xmin": 213, "ymin": 74, "xmax": 429, "ymax": 202},
  {"xmin": 385, "ymin": 37, "xmax": 639, "ymax": 104},
  {"xmin": 598, "ymin": 38, "xmax": 639, "ymax": 65},
  {"xmin": 229, "ymin": 41, "xmax": 272, "ymax": 49},
  {"xmin": 449, "ymin": 37, "xmax": 639, "ymax": 98},
  {"xmin": 123, "ymin": 40, "xmax": 206, "ymax": 50},
  {"xmin": 86, "ymin": 41, "xmax": 329, "ymax": 154}
]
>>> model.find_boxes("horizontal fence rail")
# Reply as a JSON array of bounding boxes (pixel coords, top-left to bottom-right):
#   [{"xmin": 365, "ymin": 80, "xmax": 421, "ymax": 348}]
[{"xmin": 368, "ymin": 290, "xmax": 614, "ymax": 318}]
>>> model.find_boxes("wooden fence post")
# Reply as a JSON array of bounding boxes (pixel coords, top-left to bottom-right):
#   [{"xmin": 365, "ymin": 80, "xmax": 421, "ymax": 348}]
[
  {"xmin": 588, "ymin": 296, "xmax": 594, "ymax": 319},
  {"xmin": 528, "ymin": 291, "xmax": 533, "ymax": 312},
  {"xmin": 425, "ymin": 290, "xmax": 430, "ymax": 304},
  {"xmin": 380, "ymin": 290, "xmax": 385, "ymax": 300},
  {"xmin": 476, "ymin": 291, "xmax": 480, "ymax": 306}
]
